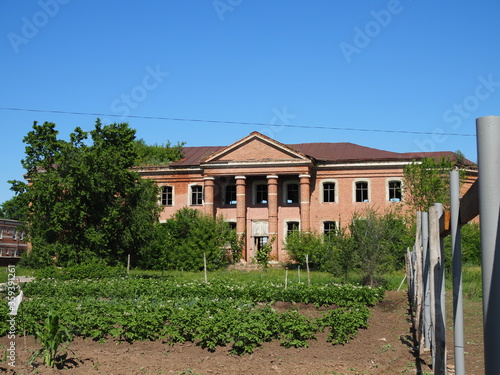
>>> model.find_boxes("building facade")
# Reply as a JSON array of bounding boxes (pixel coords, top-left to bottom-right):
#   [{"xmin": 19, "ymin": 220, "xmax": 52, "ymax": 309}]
[
  {"xmin": 0, "ymin": 219, "xmax": 27, "ymax": 266},
  {"xmin": 137, "ymin": 132, "xmax": 476, "ymax": 262}
]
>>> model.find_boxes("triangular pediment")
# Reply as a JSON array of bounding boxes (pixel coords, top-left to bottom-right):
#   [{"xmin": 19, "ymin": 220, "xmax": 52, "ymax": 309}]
[{"xmin": 201, "ymin": 132, "xmax": 311, "ymax": 164}]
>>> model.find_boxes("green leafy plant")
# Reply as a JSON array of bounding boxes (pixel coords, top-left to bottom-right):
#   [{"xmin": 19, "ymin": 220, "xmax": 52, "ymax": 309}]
[
  {"xmin": 29, "ymin": 310, "xmax": 73, "ymax": 368},
  {"xmin": 255, "ymin": 235, "xmax": 275, "ymax": 269}
]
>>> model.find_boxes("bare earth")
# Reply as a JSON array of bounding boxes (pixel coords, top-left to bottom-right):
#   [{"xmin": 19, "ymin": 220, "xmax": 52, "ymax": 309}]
[{"xmin": 0, "ymin": 291, "xmax": 484, "ymax": 375}]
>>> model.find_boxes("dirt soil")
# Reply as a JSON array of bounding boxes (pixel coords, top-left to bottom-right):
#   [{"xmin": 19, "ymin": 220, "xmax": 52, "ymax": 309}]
[{"xmin": 0, "ymin": 290, "xmax": 484, "ymax": 375}]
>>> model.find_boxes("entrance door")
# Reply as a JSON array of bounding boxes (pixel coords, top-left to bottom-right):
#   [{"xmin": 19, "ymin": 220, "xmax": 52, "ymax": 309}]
[{"xmin": 251, "ymin": 220, "xmax": 269, "ymax": 258}]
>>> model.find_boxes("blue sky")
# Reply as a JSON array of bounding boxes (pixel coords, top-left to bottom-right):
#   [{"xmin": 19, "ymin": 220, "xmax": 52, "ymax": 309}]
[{"xmin": 1, "ymin": 1, "xmax": 499, "ymax": 204}]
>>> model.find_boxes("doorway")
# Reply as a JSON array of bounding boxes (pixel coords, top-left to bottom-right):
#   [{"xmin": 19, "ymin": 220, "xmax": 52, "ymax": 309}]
[{"xmin": 251, "ymin": 220, "xmax": 269, "ymax": 258}]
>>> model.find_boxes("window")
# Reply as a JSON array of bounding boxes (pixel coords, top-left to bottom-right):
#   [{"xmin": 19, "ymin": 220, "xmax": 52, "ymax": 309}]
[
  {"xmin": 191, "ymin": 185, "xmax": 203, "ymax": 205},
  {"xmin": 286, "ymin": 221, "xmax": 300, "ymax": 236},
  {"xmin": 323, "ymin": 221, "xmax": 337, "ymax": 235},
  {"xmin": 388, "ymin": 181, "xmax": 402, "ymax": 202},
  {"xmin": 227, "ymin": 222, "xmax": 237, "ymax": 230},
  {"xmin": 225, "ymin": 185, "xmax": 237, "ymax": 205},
  {"xmin": 256, "ymin": 184, "xmax": 268, "ymax": 204},
  {"xmin": 160, "ymin": 186, "xmax": 173, "ymax": 206},
  {"xmin": 355, "ymin": 181, "xmax": 369, "ymax": 202},
  {"xmin": 286, "ymin": 183, "xmax": 299, "ymax": 204},
  {"xmin": 0, "ymin": 227, "xmax": 3, "ymax": 239},
  {"xmin": 323, "ymin": 182, "xmax": 336, "ymax": 203}
]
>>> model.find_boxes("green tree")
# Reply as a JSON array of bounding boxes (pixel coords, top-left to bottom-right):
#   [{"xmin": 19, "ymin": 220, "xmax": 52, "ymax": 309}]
[
  {"xmin": 284, "ymin": 230, "xmax": 326, "ymax": 268},
  {"xmin": 0, "ymin": 180, "xmax": 29, "ymax": 221},
  {"xmin": 15, "ymin": 120, "xmax": 166, "ymax": 268},
  {"xmin": 322, "ymin": 224, "xmax": 354, "ymax": 279},
  {"xmin": 403, "ymin": 156, "xmax": 459, "ymax": 212},
  {"xmin": 140, "ymin": 207, "xmax": 242, "ymax": 271},
  {"xmin": 133, "ymin": 138, "xmax": 185, "ymax": 166},
  {"xmin": 349, "ymin": 208, "xmax": 412, "ymax": 286}
]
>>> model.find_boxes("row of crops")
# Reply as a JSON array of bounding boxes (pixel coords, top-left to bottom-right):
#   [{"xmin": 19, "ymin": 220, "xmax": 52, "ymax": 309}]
[{"xmin": 1, "ymin": 277, "xmax": 385, "ymax": 355}]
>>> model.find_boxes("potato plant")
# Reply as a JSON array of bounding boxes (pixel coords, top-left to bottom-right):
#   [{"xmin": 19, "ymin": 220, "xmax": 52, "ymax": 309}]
[{"xmin": 1, "ymin": 276, "xmax": 383, "ymax": 355}]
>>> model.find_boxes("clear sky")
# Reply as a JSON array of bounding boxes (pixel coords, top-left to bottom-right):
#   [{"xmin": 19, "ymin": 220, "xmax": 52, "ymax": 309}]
[{"xmin": 1, "ymin": 1, "xmax": 499, "ymax": 204}]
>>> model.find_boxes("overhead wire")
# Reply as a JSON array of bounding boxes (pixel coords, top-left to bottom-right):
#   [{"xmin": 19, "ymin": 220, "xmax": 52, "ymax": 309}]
[{"xmin": 0, "ymin": 106, "xmax": 476, "ymax": 137}]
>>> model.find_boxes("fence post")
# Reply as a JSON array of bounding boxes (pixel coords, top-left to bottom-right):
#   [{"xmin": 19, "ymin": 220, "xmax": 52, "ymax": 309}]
[
  {"xmin": 450, "ymin": 169, "xmax": 465, "ymax": 375},
  {"xmin": 414, "ymin": 211, "xmax": 423, "ymax": 350},
  {"xmin": 429, "ymin": 204, "xmax": 446, "ymax": 374},
  {"xmin": 476, "ymin": 115, "xmax": 500, "ymax": 375},
  {"xmin": 422, "ymin": 211, "xmax": 432, "ymax": 350}
]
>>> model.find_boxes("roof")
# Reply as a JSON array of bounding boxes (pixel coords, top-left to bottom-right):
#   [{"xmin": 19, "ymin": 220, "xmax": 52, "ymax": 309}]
[{"xmin": 168, "ymin": 133, "xmax": 474, "ymax": 167}]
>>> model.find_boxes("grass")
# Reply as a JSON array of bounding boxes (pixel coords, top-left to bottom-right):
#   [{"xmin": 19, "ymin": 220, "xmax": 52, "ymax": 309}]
[{"xmin": 445, "ymin": 265, "xmax": 482, "ymax": 300}]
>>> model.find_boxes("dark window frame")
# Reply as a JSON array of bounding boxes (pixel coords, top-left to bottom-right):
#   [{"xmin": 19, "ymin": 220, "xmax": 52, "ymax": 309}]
[
  {"xmin": 191, "ymin": 185, "xmax": 203, "ymax": 205},
  {"xmin": 388, "ymin": 180, "xmax": 402, "ymax": 202},
  {"xmin": 286, "ymin": 183, "xmax": 299, "ymax": 204},
  {"xmin": 323, "ymin": 182, "xmax": 336, "ymax": 203},
  {"xmin": 160, "ymin": 186, "xmax": 173, "ymax": 206},
  {"xmin": 355, "ymin": 181, "xmax": 369, "ymax": 202},
  {"xmin": 256, "ymin": 184, "xmax": 268, "ymax": 204},
  {"xmin": 225, "ymin": 184, "xmax": 237, "ymax": 205}
]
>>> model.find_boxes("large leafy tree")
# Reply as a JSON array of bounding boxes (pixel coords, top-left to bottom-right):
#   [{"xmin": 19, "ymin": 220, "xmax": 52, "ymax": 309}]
[
  {"xmin": 0, "ymin": 180, "xmax": 29, "ymax": 221},
  {"xmin": 14, "ymin": 120, "xmax": 173, "ymax": 267}
]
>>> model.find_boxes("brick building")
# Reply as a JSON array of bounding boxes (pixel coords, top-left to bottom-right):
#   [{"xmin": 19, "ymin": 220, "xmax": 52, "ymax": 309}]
[
  {"xmin": 137, "ymin": 132, "xmax": 476, "ymax": 262},
  {"xmin": 0, "ymin": 219, "xmax": 27, "ymax": 266}
]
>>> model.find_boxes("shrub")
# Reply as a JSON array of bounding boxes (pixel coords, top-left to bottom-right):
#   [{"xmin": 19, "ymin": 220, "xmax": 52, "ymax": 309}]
[
  {"xmin": 141, "ymin": 208, "xmax": 242, "ymax": 271},
  {"xmin": 284, "ymin": 230, "xmax": 326, "ymax": 269},
  {"xmin": 34, "ymin": 260, "xmax": 126, "ymax": 280}
]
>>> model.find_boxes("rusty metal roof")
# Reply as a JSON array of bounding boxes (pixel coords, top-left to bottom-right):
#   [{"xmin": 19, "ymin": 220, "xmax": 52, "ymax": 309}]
[
  {"xmin": 290, "ymin": 142, "xmax": 405, "ymax": 162},
  {"xmin": 169, "ymin": 142, "xmax": 472, "ymax": 167},
  {"xmin": 170, "ymin": 146, "xmax": 225, "ymax": 167}
]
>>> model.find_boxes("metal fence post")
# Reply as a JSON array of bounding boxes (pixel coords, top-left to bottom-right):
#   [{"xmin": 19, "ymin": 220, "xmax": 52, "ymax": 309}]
[
  {"xmin": 476, "ymin": 115, "xmax": 500, "ymax": 375},
  {"xmin": 450, "ymin": 169, "xmax": 465, "ymax": 375}
]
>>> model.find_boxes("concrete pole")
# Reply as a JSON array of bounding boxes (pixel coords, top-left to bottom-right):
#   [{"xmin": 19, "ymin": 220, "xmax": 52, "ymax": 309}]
[
  {"xmin": 476, "ymin": 116, "xmax": 500, "ymax": 375},
  {"xmin": 450, "ymin": 169, "xmax": 465, "ymax": 375}
]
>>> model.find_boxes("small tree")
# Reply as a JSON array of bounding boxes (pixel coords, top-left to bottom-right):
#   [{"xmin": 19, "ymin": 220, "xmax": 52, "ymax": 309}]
[
  {"xmin": 349, "ymin": 208, "xmax": 412, "ymax": 286},
  {"xmin": 285, "ymin": 230, "xmax": 326, "ymax": 269},
  {"xmin": 322, "ymin": 224, "xmax": 354, "ymax": 279},
  {"xmin": 403, "ymin": 156, "xmax": 459, "ymax": 212}
]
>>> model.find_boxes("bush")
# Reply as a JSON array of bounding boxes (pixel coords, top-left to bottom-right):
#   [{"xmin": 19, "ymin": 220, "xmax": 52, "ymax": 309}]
[
  {"xmin": 139, "ymin": 208, "xmax": 242, "ymax": 271},
  {"xmin": 284, "ymin": 231, "xmax": 326, "ymax": 269},
  {"xmin": 444, "ymin": 222, "xmax": 481, "ymax": 269}
]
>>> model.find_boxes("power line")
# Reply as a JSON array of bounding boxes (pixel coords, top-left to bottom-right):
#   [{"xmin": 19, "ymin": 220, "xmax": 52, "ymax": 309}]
[{"xmin": 0, "ymin": 106, "xmax": 476, "ymax": 137}]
